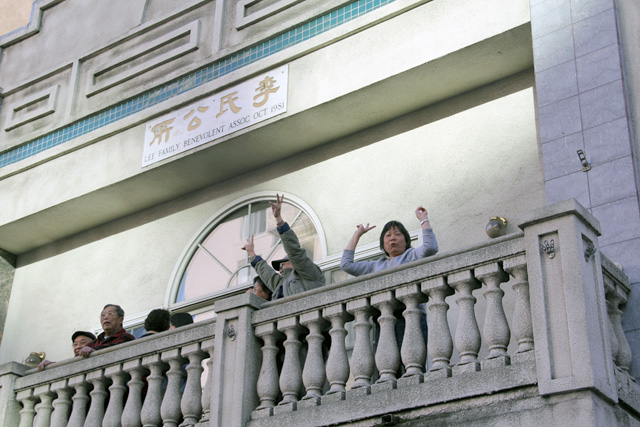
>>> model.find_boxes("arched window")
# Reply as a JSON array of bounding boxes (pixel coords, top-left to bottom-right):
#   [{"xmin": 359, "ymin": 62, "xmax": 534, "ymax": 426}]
[{"xmin": 166, "ymin": 193, "xmax": 326, "ymax": 319}]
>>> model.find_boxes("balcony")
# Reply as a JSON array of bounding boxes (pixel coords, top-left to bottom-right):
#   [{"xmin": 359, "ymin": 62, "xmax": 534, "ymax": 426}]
[{"xmin": 1, "ymin": 199, "xmax": 639, "ymax": 426}]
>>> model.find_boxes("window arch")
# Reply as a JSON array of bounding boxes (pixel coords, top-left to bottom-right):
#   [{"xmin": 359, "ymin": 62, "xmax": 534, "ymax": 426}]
[{"xmin": 165, "ymin": 192, "xmax": 327, "ymax": 316}]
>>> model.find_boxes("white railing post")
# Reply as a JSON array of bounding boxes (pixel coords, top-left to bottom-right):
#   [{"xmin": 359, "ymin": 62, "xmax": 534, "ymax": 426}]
[
  {"xmin": 396, "ymin": 284, "xmax": 428, "ymax": 381},
  {"xmin": 140, "ymin": 354, "xmax": 168, "ymax": 427},
  {"xmin": 476, "ymin": 262, "xmax": 511, "ymax": 368},
  {"xmin": 449, "ymin": 270, "xmax": 482, "ymax": 374},
  {"xmin": 33, "ymin": 384, "xmax": 54, "ymax": 427},
  {"xmin": 67, "ymin": 374, "xmax": 90, "ymax": 427},
  {"xmin": 84, "ymin": 369, "xmax": 108, "ymax": 426},
  {"xmin": 254, "ymin": 322, "xmax": 282, "ymax": 416},
  {"xmin": 422, "ymin": 277, "xmax": 454, "ymax": 380},
  {"xmin": 17, "ymin": 388, "xmax": 36, "ymax": 427},
  {"xmin": 160, "ymin": 349, "xmax": 186, "ymax": 427},
  {"xmin": 347, "ymin": 298, "xmax": 376, "ymax": 392},
  {"xmin": 200, "ymin": 338, "xmax": 215, "ymax": 423},
  {"xmin": 504, "ymin": 255, "xmax": 534, "ymax": 357},
  {"xmin": 103, "ymin": 364, "xmax": 128, "ymax": 427},
  {"xmin": 277, "ymin": 316, "xmax": 304, "ymax": 411},
  {"xmin": 519, "ymin": 199, "xmax": 617, "ymax": 401},
  {"xmin": 604, "ymin": 275, "xmax": 632, "ymax": 373},
  {"xmin": 121, "ymin": 359, "xmax": 146, "ymax": 427},
  {"xmin": 371, "ymin": 291, "xmax": 401, "ymax": 387},
  {"xmin": 50, "ymin": 379, "xmax": 72, "ymax": 427},
  {"xmin": 181, "ymin": 343, "xmax": 207, "ymax": 425},
  {"xmin": 299, "ymin": 310, "xmax": 328, "ymax": 406},
  {"xmin": 323, "ymin": 304, "xmax": 352, "ymax": 401}
]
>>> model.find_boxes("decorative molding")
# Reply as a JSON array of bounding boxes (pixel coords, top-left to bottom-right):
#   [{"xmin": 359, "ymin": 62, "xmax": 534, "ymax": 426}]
[
  {"xmin": 85, "ymin": 20, "xmax": 201, "ymax": 97},
  {"xmin": 3, "ymin": 85, "xmax": 59, "ymax": 131},
  {"xmin": 235, "ymin": 0, "xmax": 305, "ymax": 30}
]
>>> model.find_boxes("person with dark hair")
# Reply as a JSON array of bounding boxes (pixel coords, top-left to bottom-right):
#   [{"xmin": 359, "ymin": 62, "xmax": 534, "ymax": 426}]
[
  {"xmin": 242, "ymin": 194, "xmax": 325, "ymax": 300},
  {"xmin": 246, "ymin": 276, "xmax": 273, "ymax": 300},
  {"xmin": 340, "ymin": 207, "xmax": 438, "ymax": 275},
  {"xmin": 169, "ymin": 312, "xmax": 194, "ymax": 329},
  {"xmin": 340, "ymin": 207, "xmax": 438, "ymax": 350},
  {"xmin": 141, "ymin": 308, "xmax": 171, "ymax": 337},
  {"xmin": 37, "ymin": 330, "xmax": 98, "ymax": 371},
  {"xmin": 78, "ymin": 304, "xmax": 135, "ymax": 357}
]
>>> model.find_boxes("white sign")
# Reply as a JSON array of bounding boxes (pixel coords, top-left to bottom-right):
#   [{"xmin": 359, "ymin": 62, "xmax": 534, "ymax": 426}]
[{"xmin": 142, "ymin": 65, "xmax": 288, "ymax": 167}]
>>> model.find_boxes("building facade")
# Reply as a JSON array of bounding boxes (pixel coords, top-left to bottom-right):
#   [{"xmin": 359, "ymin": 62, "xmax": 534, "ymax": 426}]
[{"xmin": 0, "ymin": 0, "xmax": 638, "ymax": 425}]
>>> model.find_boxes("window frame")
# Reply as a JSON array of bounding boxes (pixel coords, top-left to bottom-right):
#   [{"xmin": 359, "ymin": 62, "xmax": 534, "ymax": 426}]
[{"xmin": 163, "ymin": 191, "xmax": 328, "ymax": 313}]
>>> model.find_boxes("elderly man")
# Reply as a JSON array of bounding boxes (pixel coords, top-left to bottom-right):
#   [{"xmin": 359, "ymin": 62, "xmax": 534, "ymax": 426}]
[
  {"xmin": 78, "ymin": 304, "xmax": 135, "ymax": 357},
  {"xmin": 37, "ymin": 330, "xmax": 97, "ymax": 371},
  {"xmin": 242, "ymin": 194, "xmax": 325, "ymax": 300}
]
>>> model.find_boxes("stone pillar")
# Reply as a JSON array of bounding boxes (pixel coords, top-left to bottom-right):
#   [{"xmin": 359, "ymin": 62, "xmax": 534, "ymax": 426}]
[
  {"xmin": 208, "ymin": 292, "xmax": 263, "ymax": 427},
  {"xmin": 530, "ymin": 0, "xmax": 640, "ymax": 378},
  {"xmin": 0, "ymin": 362, "xmax": 27, "ymax": 427},
  {"xmin": 519, "ymin": 199, "xmax": 617, "ymax": 401}
]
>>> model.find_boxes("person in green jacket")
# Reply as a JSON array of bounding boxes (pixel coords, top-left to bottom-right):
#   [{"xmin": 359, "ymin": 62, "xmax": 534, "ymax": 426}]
[{"xmin": 242, "ymin": 194, "xmax": 325, "ymax": 300}]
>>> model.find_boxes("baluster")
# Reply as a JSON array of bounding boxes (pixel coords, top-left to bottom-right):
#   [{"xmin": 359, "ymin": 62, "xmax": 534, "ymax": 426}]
[
  {"xmin": 140, "ymin": 354, "xmax": 168, "ymax": 427},
  {"xmin": 346, "ymin": 298, "xmax": 376, "ymax": 391},
  {"xmin": 449, "ymin": 270, "xmax": 482, "ymax": 373},
  {"xmin": 200, "ymin": 338, "xmax": 215, "ymax": 421},
  {"xmin": 277, "ymin": 317, "xmax": 304, "ymax": 410},
  {"xmin": 17, "ymin": 389, "xmax": 36, "ymax": 427},
  {"xmin": 181, "ymin": 343, "xmax": 206, "ymax": 425},
  {"xmin": 604, "ymin": 277, "xmax": 632, "ymax": 372},
  {"xmin": 504, "ymin": 255, "xmax": 534, "ymax": 355},
  {"xmin": 33, "ymin": 384, "xmax": 54, "ymax": 427},
  {"xmin": 422, "ymin": 277, "xmax": 454, "ymax": 379},
  {"xmin": 604, "ymin": 284, "xmax": 621, "ymax": 367},
  {"xmin": 476, "ymin": 262, "xmax": 511, "ymax": 368},
  {"xmin": 371, "ymin": 291, "xmax": 401, "ymax": 386},
  {"xmin": 50, "ymin": 379, "xmax": 73, "ymax": 427},
  {"xmin": 323, "ymin": 304, "xmax": 352, "ymax": 401},
  {"xmin": 103, "ymin": 364, "xmax": 128, "ymax": 427},
  {"xmin": 300, "ymin": 310, "xmax": 328, "ymax": 405},
  {"xmin": 254, "ymin": 323, "xmax": 282, "ymax": 416},
  {"xmin": 122, "ymin": 359, "xmax": 147, "ymax": 427},
  {"xmin": 67, "ymin": 374, "xmax": 90, "ymax": 427},
  {"xmin": 84, "ymin": 369, "xmax": 108, "ymax": 426},
  {"xmin": 396, "ymin": 284, "xmax": 428, "ymax": 380},
  {"xmin": 160, "ymin": 349, "xmax": 186, "ymax": 427}
]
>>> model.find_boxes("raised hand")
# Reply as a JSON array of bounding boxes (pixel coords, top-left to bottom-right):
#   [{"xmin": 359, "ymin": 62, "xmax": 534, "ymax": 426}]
[
  {"xmin": 241, "ymin": 235, "xmax": 257, "ymax": 258},
  {"xmin": 415, "ymin": 206, "xmax": 429, "ymax": 222},
  {"xmin": 355, "ymin": 223, "xmax": 376, "ymax": 237},
  {"xmin": 269, "ymin": 193, "xmax": 285, "ymax": 225}
]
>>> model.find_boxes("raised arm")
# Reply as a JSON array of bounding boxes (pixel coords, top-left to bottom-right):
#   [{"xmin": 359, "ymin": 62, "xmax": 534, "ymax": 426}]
[
  {"xmin": 345, "ymin": 223, "xmax": 376, "ymax": 251},
  {"xmin": 340, "ymin": 223, "xmax": 377, "ymax": 276},
  {"xmin": 412, "ymin": 206, "xmax": 438, "ymax": 258},
  {"xmin": 242, "ymin": 235, "xmax": 282, "ymax": 295}
]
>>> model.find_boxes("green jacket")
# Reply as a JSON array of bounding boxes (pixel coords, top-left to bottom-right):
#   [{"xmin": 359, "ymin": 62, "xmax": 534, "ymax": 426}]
[{"xmin": 251, "ymin": 222, "xmax": 325, "ymax": 300}]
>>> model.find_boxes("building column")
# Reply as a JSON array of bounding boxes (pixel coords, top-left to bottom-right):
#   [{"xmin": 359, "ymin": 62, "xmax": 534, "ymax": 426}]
[
  {"xmin": 519, "ymin": 199, "xmax": 617, "ymax": 405},
  {"xmin": 206, "ymin": 292, "xmax": 263, "ymax": 427},
  {"xmin": 530, "ymin": 0, "xmax": 640, "ymax": 378}
]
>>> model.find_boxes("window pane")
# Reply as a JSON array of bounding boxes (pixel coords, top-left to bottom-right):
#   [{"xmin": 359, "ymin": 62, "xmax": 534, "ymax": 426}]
[
  {"xmin": 175, "ymin": 200, "xmax": 322, "ymax": 305},
  {"xmin": 178, "ymin": 247, "xmax": 230, "ymax": 302}
]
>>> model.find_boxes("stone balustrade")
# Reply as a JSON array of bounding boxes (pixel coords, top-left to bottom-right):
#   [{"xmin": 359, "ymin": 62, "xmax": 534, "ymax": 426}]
[
  {"xmin": 5, "ymin": 319, "xmax": 216, "ymax": 427},
  {"xmin": 1, "ymin": 200, "xmax": 639, "ymax": 426}
]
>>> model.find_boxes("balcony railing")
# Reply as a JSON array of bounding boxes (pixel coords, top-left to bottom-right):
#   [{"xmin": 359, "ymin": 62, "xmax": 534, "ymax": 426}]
[{"xmin": 1, "ymin": 199, "xmax": 639, "ymax": 426}]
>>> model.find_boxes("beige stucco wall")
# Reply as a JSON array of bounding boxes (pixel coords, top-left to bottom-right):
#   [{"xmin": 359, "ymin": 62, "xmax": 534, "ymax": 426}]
[{"xmin": 0, "ymin": 72, "xmax": 543, "ymax": 364}]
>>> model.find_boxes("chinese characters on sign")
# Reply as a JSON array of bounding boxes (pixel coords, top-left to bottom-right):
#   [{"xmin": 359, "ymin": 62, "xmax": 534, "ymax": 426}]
[{"xmin": 142, "ymin": 65, "xmax": 288, "ymax": 167}]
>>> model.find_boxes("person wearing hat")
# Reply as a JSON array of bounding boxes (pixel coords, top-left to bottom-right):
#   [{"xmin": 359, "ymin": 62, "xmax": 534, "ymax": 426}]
[
  {"xmin": 242, "ymin": 194, "xmax": 325, "ymax": 300},
  {"xmin": 37, "ymin": 330, "xmax": 97, "ymax": 371}
]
